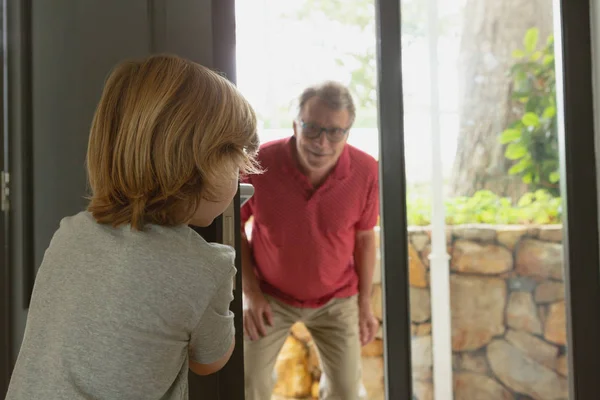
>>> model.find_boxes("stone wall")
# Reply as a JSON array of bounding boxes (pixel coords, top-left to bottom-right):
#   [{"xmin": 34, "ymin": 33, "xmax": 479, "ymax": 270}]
[{"xmin": 271, "ymin": 224, "xmax": 569, "ymax": 400}]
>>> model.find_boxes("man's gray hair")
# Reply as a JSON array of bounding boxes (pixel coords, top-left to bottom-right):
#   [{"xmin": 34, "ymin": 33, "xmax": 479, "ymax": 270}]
[{"xmin": 298, "ymin": 81, "xmax": 356, "ymax": 124}]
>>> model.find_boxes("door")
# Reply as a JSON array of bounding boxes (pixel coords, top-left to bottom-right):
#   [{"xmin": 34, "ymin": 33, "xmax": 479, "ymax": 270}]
[
  {"xmin": 376, "ymin": 0, "xmax": 600, "ymax": 398},
  {"xmin": 2, "ymin": 0, "xmax": 244, "ymax": 398}
]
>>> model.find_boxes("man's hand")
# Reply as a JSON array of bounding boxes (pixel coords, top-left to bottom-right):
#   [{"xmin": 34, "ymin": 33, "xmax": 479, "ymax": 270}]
[
  {"xmin": 243, "ymin": 290, "xmax": 274, "ymax": 341},
  {"xmin": 358, "ymin": 298, "xmax": 379, "ymax": 346}
]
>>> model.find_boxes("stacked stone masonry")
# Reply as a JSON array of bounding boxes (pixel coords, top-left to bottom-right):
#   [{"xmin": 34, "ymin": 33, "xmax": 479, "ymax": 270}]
[{"xmin": 270, "ymin": 224, "xmax": 568, "ymax": 400}]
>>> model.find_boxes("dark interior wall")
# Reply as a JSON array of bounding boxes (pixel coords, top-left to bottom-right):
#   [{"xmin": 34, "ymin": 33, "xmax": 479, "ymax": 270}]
[
  {"xmin": 158, "ymin": 0, "xmax": 214, "ymax": 63},
  {"xmin": 27, "ymin": 0, "xmax": 219, "ymax": 326},
  {"xmin": 31, "ymin": 0, "xmax": 153, "ymax": 273},
  {"xmin": 31, "ymin": 0, "xmax": 226, "ymax": 268},
  {"xmin": 30, "ymin": 0, "xmax": 219, "ymax": 281}
]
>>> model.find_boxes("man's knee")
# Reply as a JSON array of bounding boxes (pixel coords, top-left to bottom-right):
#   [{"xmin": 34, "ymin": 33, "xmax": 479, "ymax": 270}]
[
  {"xmin": 243, "ymin": 340, "xmax": 275, "ymax": 377},
  {"xmin": 243, "ymin": 361, "xmax": 266, "ymax": 381},
  {"xmin": 244, "ymin": 369, "xmax": 273, "ymax": 388},
  {"xmin": 319, "ymin": 370, "xmax": 362, "ymax": 400},
  {"xmin": 244, "ymin": 362, "xmax": 276, "ymax": 400}
]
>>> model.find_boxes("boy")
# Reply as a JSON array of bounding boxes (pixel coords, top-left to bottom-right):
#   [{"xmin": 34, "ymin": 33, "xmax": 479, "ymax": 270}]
[{"xmin": 6, "ymin": 54, "xmax": 260, "ymax": 399}]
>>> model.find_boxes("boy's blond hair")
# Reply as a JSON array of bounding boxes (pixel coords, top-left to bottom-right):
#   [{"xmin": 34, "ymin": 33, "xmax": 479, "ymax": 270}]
[{"xmin": 86, "ymin": 54, "xmax": 260, "ymax": 230}]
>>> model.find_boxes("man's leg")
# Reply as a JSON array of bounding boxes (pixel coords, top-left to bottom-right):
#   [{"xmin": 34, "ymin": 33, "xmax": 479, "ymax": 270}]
[
  {"xmin": 304, "ymin": 296, "xmax": 362, "ymax": 400},
  {"xmin": 244, "ymin": 296, "xmax": 299, "ymax": 400}
]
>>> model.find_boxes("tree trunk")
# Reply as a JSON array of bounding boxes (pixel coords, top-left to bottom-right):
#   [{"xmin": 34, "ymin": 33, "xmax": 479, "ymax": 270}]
[{"xmin": 450, "ymin": 0, "xmax": 553, "ymax": 199}]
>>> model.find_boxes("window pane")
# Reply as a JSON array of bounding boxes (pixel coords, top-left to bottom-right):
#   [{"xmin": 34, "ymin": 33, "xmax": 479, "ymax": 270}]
[
  {"xmin": 236, "ymin": 1, "xmax": 384, "ymax": 399},
  {"xmin": 401, "ymin": 0, "xmax": 571, "ymax": 398}
]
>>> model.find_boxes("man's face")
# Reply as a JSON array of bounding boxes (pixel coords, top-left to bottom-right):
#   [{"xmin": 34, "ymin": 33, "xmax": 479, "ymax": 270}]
[{"xmin": 293, "ymin": 97, "xmax": 351, "ymax": 174}]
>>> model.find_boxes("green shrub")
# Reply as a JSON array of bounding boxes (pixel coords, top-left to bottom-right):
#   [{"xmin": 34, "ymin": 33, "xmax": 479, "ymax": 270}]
[
  {"xmin": 407, "ymin": 189, "xmax": 562, "ymax": 226},
  {"xmin": 499, "ymin": 28, "xmax": 560, "ymax": 195}
]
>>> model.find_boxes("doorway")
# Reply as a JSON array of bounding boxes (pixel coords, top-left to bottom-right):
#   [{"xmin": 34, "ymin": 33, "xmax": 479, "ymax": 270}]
[{"xmin": 235, "ymin": 0, "xmax": 600, "ymax": 398}]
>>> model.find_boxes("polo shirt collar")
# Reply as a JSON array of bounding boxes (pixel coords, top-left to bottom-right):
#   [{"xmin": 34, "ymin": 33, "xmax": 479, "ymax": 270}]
[{"xmin": 283, "ymin": 136, "xmax": 351, "ymax": 181}]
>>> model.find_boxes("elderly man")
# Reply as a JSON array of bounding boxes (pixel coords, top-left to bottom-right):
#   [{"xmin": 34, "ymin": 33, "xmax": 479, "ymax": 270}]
[{"xmin": 241, "ymin": 81, "xmax": 379, "ymax": 400}]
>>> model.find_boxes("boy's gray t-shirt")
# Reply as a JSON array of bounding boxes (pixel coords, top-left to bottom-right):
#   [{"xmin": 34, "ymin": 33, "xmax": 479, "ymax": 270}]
[{"xmin": 6, "ymin": 211, "xmax": 236, "ymax": 400}]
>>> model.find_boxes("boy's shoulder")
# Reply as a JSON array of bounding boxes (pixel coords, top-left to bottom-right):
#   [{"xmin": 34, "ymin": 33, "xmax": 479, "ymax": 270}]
[
  {"xmin": 151, "ymin": 227, "xmax": 237, "ymax": 294},
  {"xmin": 58, "ymin": 212, "xmax": 235, "ymax": 286},
  {"xmin": 146, "ymin": 223, "xmax": 237, "ymax": 287}
]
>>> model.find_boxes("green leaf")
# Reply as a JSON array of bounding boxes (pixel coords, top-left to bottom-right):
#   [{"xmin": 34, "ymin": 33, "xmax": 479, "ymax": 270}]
[
  {"xmin": 509, "ymin": 158, "xmax": 531, "ymax": 174},
  {"xmin": 518, "ymin": 192, "xmax": 534, "ymax": 206},
  {"xmin": 524, "ymin": 28, "xmax": 539, "ymax": 53},
  {"xmin": 523, "ymin": 173, "xmax": 533, "ymax": 184},
  {"xmin": 522, "ymin": 112, "xmax": 540, "ymax": 127},
  {"xmin": 542, "ymin": 106, "xmax": 556, "ymax": 119},
  {"xmin": 531, "ymin": 51, "xmax": 542, "ymax": 61},
  {"xmin": 505, "ymin": 143, "xmax": 528, "ymax": 160},
  {"xmin": 534, "ymin": 211, "xmax": 551, "ymax": 224},
  {"xmin": 512, "ymin": 49, "xmax": 526, "ymax": 59},
  {"xmin": 480, "ymin": 210, "xmax": 496, "ymax": 223},
  {"xmin": 499, "ymin": 129, "xmax": 522, "ymax": 144},
  {"xmin": 534, "ymin": 189, "xmax": 550, "ymax": 200},
  {"xmin": 543, "ymin": 54, "xmax": 554, "ymax": 66},
  {"xmin": 549, "ymin": 171, "xmax": 560, "ymax": 183}
]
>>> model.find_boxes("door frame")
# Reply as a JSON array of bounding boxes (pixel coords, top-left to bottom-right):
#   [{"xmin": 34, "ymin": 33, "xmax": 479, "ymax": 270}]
[
  {"xmin": 375, "ymin": 0, "xmax": 600, "ymax": 398},
  {"xmin": 554, "ymin": 0, "xmax": 600, "ymax": 396},
  {"xmin": 0, "ymin": 0, "xmax": 30, "ymax": 394},
  {"xmin": 1, "ymin": 0, "xmax": 10, "ymax": 394},
  {"xmin": 374, "ymin": 0, "xmax": 413, "ymax": 398},
  {"xmin": 206, "ymin": 1, "xmax": 246, "ymax": 398}
]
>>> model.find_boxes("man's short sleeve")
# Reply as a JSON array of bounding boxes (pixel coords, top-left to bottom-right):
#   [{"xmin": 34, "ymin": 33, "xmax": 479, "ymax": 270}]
[
  {"xmin": 356, "ymin": 171, "xmax": 380, "ymax": 231},
  {"xmin": 189, "ymin": 269, "xmax": 235, "ymax": 364}
]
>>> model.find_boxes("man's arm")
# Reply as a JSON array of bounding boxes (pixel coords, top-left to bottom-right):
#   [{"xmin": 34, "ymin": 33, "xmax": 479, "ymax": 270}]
[
  {"xmin": 354, "ymin": 229, "xmax": 377, "ymax": 304},
  {"xmin": 354, "ymin": 162, "xmax": 380, "ymax": 302},
  {"xmin": 240, "ymin": 224, "xmax": 273, "ymax": 340},
  {"xmin": 241, "ymin": 229, "xmax": 261, "ymax": 295},
  {"xmin": 354, "ymin": 228, "xmax": 379, "ymax": 345},
  {"xmin": 354, "ymin": 166, "xmax": 380, "ymax": 345},
  {"xmin": 239, "ymin": 175, "xmax": 260, "ymax": 296}
]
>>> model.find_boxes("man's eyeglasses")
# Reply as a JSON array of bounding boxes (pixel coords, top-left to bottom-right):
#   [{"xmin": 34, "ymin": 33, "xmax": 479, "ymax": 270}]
[{"xmin": 297, "ymin": 119, "xmax": 350, "ymax": 143}]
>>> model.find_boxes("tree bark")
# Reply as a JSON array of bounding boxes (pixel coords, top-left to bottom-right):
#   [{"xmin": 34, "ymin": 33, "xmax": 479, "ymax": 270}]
[{"xmin": 450, "ymin": 0, "xmax": 553, "ymax": 199}]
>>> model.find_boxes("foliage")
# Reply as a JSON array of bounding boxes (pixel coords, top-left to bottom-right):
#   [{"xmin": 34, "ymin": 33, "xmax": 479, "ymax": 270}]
[
  {"xmin": 287, "ymin": 0, "xmax": 378, "ymax": 113},
  {"xmin": 499, "ymin": 27, "xmax": 559, "ymax": 195},
  {"xmin": 407, "ymin": 189, "xmax": 562, "ymax": 226}
]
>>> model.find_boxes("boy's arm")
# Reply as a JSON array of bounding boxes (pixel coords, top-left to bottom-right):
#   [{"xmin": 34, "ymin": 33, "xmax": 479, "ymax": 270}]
[
  {"xmin": 188, "ymin": 268, "xmax": 236, "ymax": 375},
  {"xmin": 189, "ymin": 339, "xmax": 235, "ymax": 375}
]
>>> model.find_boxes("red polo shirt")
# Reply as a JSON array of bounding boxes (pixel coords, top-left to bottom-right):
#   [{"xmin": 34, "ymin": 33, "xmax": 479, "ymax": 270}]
[{"xmin": 241, "ymin": 137, "xmax": 379, "ymax": 308}]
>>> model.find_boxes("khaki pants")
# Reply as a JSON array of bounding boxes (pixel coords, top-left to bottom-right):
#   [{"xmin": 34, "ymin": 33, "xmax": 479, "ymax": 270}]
[{"xmin": 244, "ymin": 295, "xmax": 362, "ymax": 400}]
